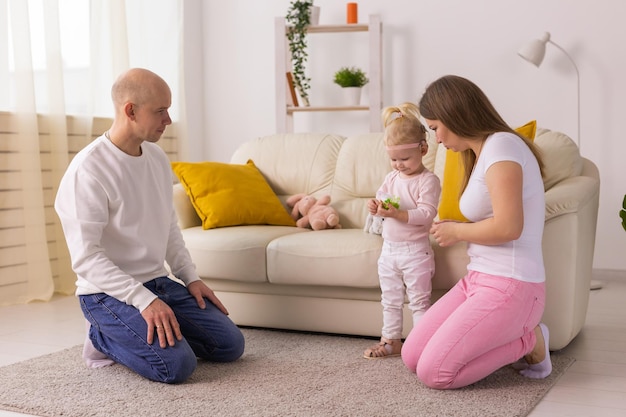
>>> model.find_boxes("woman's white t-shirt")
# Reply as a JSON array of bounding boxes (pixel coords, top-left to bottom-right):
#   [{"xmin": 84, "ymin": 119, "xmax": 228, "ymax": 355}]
[{"xmin": 459, "ymin": 132, "xmax": 545, "ymax": 283}]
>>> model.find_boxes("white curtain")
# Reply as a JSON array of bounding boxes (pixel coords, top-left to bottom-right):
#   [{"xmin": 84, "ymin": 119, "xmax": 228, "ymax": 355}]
[{"xmin": 0, "ymin": 0, "xmax": 183, "ymax": 305}]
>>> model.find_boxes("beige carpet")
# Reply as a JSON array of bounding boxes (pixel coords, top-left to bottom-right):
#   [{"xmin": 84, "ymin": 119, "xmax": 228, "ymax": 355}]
[{"xmin": 0, "ymin": 328, "xmax": 573, "ymax": 417}]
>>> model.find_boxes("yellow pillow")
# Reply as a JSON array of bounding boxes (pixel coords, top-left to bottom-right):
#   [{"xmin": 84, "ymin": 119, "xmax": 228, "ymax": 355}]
[
  {"xmin": 171, "ymin": 159, "xmax": 296, "ymax": 230},
  {"xmin": 438, "ymin": 120, "xmax": 537, "ymax": 222}
]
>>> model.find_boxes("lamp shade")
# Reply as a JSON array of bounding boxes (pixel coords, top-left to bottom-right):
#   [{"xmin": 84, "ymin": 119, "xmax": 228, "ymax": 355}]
[{"xmin": 518, "ymin": 32, "xmax": 551, "ymax": 67}]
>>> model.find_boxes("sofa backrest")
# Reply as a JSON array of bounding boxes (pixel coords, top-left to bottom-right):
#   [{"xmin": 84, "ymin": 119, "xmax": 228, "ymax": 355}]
[
  {"xmin": 329, "ymin": 132, "xmax": 443, "ymax": 228},
  {"xmin": 227, "ymin": 131, "xmax": 440, "ymax": 229},
  {"xmin": 171, "ymin": 127, "xmax": 583, "ymax": 231},
  {"xmin": 230, "ymin": 133, "xmax": 345, "ymax": 199},
  {"xmin": 329, "ymin": 133, "xmax": 389, "ymax": 228},
  {"xmin": 533, "ymin": 128, "xmax": 583, "ymax": 190}
]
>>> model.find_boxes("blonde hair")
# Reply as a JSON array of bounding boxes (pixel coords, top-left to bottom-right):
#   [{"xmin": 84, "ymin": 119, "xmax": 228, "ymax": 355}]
[{"xmin": 381, "ymin": 102, "xmax": 427, "ymax": 147}]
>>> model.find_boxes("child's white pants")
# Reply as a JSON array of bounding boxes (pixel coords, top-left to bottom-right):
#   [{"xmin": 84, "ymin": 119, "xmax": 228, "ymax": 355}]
[{"xmin": 378, "ymin": 240, "xmax": 435, "ymax": 340}]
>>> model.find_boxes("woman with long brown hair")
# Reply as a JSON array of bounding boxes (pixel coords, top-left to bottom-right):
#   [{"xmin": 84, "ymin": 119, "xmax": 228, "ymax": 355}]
[{"xmin": 401, "ymin": 75, "xmax": 550, "ymax": 389}]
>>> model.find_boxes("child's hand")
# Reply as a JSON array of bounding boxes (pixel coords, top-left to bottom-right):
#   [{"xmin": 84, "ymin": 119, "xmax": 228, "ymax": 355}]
[
  {"xmin": 367, "ymin": 198, "xmax": 381, "ymax": 215},
  {"xmin": 381, "ymin": 196, "xmax": 400, "ymax": 210},
  {"xmin": 377, "ymin": 203, "xmax": 399, "ymax": 219}
]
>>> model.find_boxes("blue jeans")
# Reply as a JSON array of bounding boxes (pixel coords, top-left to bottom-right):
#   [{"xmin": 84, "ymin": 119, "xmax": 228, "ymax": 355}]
[{"xmin": 80, "ymin": 277, "xmax": 245, "ymax": 384}]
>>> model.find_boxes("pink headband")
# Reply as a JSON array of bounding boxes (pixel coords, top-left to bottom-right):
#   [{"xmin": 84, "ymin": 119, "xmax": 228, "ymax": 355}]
[{"xmin": 385, "ymin": 142, "xmax": 423, "ymax": 151}]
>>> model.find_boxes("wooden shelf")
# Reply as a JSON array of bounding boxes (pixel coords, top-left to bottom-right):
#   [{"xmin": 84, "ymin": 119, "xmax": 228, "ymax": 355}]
[
  {"xmin": 287, "ymin": 105, "xmax": 368, "ymax": 113},
  {"xmin": 276, "ymin": 15, "xmax": 382, "ymax": 133},
  {"xmin": 304, "ymin": 24, "xmax": 369, "ymax": 33}
]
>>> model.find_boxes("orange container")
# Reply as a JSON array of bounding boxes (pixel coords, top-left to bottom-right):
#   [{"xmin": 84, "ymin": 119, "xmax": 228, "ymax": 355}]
[{"xmin": 347, "ymin": 3, "xmax": 358, "ymax": 24}]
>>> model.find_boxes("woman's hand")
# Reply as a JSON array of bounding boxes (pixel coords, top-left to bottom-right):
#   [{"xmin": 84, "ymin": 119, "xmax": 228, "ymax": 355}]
[{"xmin": 430, "ymin": 220, "xmax": 460, "ymax": 247}]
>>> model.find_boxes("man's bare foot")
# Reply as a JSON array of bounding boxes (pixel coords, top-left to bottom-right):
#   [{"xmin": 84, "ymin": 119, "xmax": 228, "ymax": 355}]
[{"xmin": 520, "ymin": 323, "xmax": 552, "ymax": 379}]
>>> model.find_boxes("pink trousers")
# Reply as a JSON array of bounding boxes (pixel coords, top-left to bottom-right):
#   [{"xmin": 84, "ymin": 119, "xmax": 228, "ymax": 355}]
[{"xmin": 401, "ymin": 270, "xmax": 545, "ymax": 389}]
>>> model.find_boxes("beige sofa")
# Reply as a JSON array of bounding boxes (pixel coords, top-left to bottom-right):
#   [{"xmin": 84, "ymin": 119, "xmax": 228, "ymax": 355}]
[{"xmin": 173, "ymin": 128, "xmax": 600, "ymax": 350}]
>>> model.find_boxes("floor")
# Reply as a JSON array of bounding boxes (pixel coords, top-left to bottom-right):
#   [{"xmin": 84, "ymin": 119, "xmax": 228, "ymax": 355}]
[{"xmin": 0, "ymin": 271, "xmax": 625, "ymax": 417}]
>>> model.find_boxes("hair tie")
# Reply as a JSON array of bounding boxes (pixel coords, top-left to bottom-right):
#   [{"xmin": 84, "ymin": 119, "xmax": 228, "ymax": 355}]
[
  {"xmin": 391, "ymin": 112, "xmax": 404, "ymax": 122},
  {"xmin": 386, "ymin": 143, "xmax": 422, "ymax": 151}
]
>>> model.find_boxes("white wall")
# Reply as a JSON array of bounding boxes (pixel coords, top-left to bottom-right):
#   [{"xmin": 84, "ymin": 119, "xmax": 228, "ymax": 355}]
[{"xmin": 184, "ymin": 0, "xmax": 626, "ymax": 271}]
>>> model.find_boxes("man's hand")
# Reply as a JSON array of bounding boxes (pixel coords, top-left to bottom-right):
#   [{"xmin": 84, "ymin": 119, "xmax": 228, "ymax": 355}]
[
  {"xmin": 141, "ymin": 298, "xmax": 182, "ymax": 348},
  {"xmin": 187, "ymin": 280, "xmax": 229, "ymax": 315}
]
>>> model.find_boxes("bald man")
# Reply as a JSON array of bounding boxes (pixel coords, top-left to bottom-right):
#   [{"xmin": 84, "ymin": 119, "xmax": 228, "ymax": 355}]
[{"xmin": 55, "ymin": 68, "xmax": 244, "ymax": 383}]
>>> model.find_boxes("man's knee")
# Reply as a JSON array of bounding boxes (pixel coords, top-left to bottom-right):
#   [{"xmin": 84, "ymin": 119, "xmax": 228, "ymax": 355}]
[{"xmin": 157, "ymin": 351, "xmax": 197, "ymax": 384}]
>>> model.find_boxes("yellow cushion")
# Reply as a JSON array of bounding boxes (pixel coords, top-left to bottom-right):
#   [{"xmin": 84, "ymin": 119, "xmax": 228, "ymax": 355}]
[
  {"xmin": 438, "ymin": 120, "xmax": 537, "ymax": 222},
  {"xmin": 171, "ymin": 159, "xmax": 296, "ymax": 230}
]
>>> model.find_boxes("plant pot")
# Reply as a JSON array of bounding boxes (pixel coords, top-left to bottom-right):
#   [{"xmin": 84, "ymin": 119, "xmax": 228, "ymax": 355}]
[{"xmin": 341, "ymin": 87, "xmax": 362, "ymax": 106}]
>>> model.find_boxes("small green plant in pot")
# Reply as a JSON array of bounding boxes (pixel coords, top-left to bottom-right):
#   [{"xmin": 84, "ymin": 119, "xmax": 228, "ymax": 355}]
[
  {"xmin": 333, "ymin": 66, "xmax": 369, "ymax": 88},
  {"xmin": 286, "ymin": 0, "xmax": 314, "ymax": 106},
  {"xmin": 619, "ymin": 195, "xmax": 626, "ymax": 230}
]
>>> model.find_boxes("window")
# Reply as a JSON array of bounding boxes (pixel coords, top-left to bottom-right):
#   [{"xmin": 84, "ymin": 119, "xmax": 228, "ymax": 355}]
[{"xmin": 2, "ymin": 0, "xmax": 180, "ymax": 119}]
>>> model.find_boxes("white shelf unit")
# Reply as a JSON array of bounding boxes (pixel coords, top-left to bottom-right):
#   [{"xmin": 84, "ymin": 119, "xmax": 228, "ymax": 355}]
[{"xmin": 275, "ymin": 14, "xmax": 382, "ymax": 133}]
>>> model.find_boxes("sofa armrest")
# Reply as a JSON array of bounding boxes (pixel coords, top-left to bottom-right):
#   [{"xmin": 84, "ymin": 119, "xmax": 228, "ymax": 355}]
[
  {"xmin": 544, "ymin": 175, "xmax": 600, "ymax": 222},
  {"xmin": 173, "ymin": 183, "xmax": 202, "ymax": 229},
  {"xmin": 541, "ymin": 161, "xmax": 600, "ymax": 349}
]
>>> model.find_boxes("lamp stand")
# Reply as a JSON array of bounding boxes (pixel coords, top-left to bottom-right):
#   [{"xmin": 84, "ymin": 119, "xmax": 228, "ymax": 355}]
[{"xmin": 547, "ymin": 40, "xmax": 581, "ymax": 149}]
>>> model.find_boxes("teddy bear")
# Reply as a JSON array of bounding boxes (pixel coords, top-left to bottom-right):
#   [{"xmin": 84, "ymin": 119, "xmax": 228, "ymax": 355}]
[
  {"xmin": 363, "ymin": 192, "xmax": 398, "ymax": 235},
  {"xmin": 363, "ymin": 213, "xmax": 384, "ymax": 235},
  {"xmin": 286, "ymin": 193, "xmax": 342, "ymax": 231}
]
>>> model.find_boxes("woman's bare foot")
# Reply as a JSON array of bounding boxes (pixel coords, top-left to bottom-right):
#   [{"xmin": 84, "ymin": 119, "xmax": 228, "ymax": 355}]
[{"xmin": 520, "ymin": 323, "xmax": 552, "ymax": 379}]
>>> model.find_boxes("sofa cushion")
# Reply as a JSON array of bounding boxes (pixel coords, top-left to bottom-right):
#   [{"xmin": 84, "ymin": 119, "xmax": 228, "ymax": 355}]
[
  {"xmin": 230, "ymin": 133, "xmax": 346, "ymax": 197},
  {"xmin": 331, "ymin": 133, "xmax": 391, "ymax": 229},
  {"xmin": 173, "ymin": 182, "xmax": 202, "ymax": 229},
  {"xmin": 436, "ymin": 120, "xmax": 537, "ymax": 222},
  {"xmin": 171, "ymin": 159, "xmax": 295, "ymax": 230},
  {"xmin": 534, "ymin": 128, "xmax": 583, "ymax": 190},
  {"xmin": 266, "ymin": 229, "xmax": 382, "ymax": 288},
  {"xmin": 181, "ymin": 225, "xmax": 307, "ymax": 282},
  {"xmin": 422, "ymin": 131, "xmax": 439, "ymax": 173}
]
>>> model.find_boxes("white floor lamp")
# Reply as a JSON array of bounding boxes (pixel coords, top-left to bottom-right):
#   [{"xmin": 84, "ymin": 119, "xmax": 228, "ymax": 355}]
[
  {"xmin": 518, "ymin": 33, "xmax": 601, "ymax": 290},
  {"xmin": 517, "ymin": 32, "xmax": 581, "ymax": 149}
]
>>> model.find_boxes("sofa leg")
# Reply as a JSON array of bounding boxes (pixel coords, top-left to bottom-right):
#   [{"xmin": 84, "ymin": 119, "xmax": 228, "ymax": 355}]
[{"xmin": 590, "ymin": 279, "xmax": 603, "ymax": 290}]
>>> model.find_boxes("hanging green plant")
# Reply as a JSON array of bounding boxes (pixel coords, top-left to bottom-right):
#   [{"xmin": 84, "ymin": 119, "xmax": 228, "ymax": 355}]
[
  {"xmin": 619, "ymin": 195, "xmax": 626, "ymax": 230},
  {"xmin": 286, "ymin": 0, "xmax": 313, "ymax": 106}
]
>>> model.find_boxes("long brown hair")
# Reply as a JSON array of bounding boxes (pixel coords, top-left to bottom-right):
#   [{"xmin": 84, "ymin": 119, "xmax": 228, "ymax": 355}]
[{"xmin": 418, "ymin": 75, "xmax": 544, "ymax": 192}]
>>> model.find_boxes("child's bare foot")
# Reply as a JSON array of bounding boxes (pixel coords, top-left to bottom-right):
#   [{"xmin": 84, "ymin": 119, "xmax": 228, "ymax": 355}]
[
  {"xmin": 520, "ymin": 323, "xmax": 552, "ymax": 379},
  {"xmin": 363, "ymin": 337, "xmax": 402, "ymax": 359}
]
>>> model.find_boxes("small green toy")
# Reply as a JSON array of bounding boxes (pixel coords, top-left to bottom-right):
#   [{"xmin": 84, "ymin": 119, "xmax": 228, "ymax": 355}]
[{"xmin": 381, "ymin": 196, "xmax": 400, "ymax": 210}]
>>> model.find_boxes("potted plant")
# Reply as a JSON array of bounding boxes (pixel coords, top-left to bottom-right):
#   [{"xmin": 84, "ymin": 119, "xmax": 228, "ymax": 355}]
[
  {"xmin": 333, "ymin": 66, "xmax": 369, "ymax": 105},
  {"xmin": 333, "ymin": 66, "xmax": 369, "ymax": 88},
  {"xmin": 619, "ymin": 195, "xmax": 626, "ymax": 230},
  {"xmin": 286, "ymin": 0, "xmax": 316, "ymax": 106}
]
